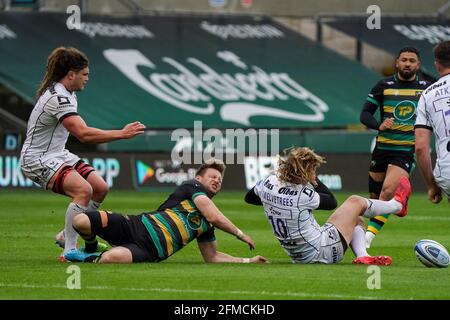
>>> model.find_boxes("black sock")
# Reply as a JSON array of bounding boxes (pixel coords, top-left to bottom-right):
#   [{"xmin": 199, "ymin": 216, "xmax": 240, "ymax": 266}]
[
  {"xmin": 84, "ymin": 236, "xmax": 98, "ymax": 253},
  {"xmin": 72, "ymin": 226, "xmax": 98, "ymax": 253}
]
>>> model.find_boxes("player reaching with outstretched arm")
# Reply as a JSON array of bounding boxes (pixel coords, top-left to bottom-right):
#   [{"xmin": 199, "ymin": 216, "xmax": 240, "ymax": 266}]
[
  {"xmin": 415, "ymin": 40, "xmax": 450, "ymax": 204},
  {"xmin": 63, "ymin": 159, "xmax": 267, "ymax": 264},
  {"xmin": 245, "ymin": 147, "xmax": 411, "ymax": 265},
  {"xmin": 20, "ymin": 47, "xmax": 146, "ymax": 261}
]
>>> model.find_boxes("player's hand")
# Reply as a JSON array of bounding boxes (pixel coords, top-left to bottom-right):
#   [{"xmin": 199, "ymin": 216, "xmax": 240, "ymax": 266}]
[
  {"xmin": 239, "ymin": 233, "xmax": 256, "ymax": 250},
  {"xmin": 122, "ymin": 121, "xmax": 146, "ymax": 138},
  {"xmin": 379, "ymin": 117, "xmax": 395, "ymax": 131},
  {"xmin": 428, "ymin": 185, "xmax": 442, "ymax": 204},
  {"xmin": 250, "ymin": 255, "xmax": 268, "ymax": 263}
]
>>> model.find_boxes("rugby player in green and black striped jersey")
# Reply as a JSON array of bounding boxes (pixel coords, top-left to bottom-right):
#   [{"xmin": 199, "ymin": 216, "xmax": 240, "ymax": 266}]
[
  {"xmin": 360, "ymin": 47, "xmax": 431, "ymax": 250},
  {"xmin": 64, "ymin": 159, "xmax": 267, "ymax": 264}
]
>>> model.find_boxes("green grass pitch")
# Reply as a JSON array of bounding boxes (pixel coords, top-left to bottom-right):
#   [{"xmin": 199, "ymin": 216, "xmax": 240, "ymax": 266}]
[{"xmin": 0, "ymin": 189, "xmax": 449, "ymax": 300}]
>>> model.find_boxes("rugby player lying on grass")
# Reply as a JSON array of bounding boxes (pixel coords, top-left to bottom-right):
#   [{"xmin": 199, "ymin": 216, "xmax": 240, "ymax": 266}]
[
  {"xmin": 64, "ymin": 159, "xmax": 267, "ymax": 264},
  {"xmin": 245, "ymin": 147, "xmax": 410, "ymax": 266}
]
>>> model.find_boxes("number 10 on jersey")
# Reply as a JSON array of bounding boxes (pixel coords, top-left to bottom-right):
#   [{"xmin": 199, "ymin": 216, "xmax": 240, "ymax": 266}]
[{"xmin": 268, "ymin": 216, "xmax": 288, "ymax": 238}]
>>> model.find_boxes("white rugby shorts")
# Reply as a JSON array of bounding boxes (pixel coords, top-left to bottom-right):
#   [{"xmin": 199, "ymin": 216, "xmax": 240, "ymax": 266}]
[
  {"xmin": 20, "ymin": 151, "xmax": 80, "ymax": 189},
  {"xmin": 434, "ymin": 165, "xmax": 450, "ymax": 198},
  {"xmin": 283, "ymin": 223, "xmax": 346, "ymax": 264}
]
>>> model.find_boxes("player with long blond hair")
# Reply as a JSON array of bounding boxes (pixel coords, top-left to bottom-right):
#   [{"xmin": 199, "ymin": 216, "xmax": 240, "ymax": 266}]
[{"xmin": 245, "ymin": 147, "xmax": 411, "ymax": 265}]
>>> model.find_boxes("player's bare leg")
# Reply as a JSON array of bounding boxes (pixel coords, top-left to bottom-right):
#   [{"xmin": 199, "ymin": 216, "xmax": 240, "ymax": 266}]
[
  {"xmin": 63, "ymin": 213, "xmax": 103, "ymax": 262},
  {"xmin": 86, "ymin": 171, "xmax": 109, "ymax": 208},
  {"xmin": 366, "ymin": 165, "xmax": 409, "ymax": 248},
  {"xmin": 327, "ymin": 179, "xmax": 410, "ymax": 266},
  {"xmin": 48, "ymin": 167, "xmax": 92, "ymax": 255},
  {"xmin": 98, "ymin": 247, "xmax": 133, "ymax": 264},
  {"xmin": 55, "ymin": 170, "xmax": 109, "ymax": 249},
  {"xmin": 65, "ymin": 213, "xmax": 131, "ymax": 263},
  {"xmin": 366, "ymin": 171, "xmax": 384, "ymax": 247},
  {"xmin": 327, "ymin": 195, "xmax": 367, "ymax": 244}
]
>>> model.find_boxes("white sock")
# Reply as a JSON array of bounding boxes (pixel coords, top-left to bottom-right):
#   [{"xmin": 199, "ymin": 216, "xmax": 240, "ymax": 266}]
[
  {"xmin": 362, "ymin": 198, "xmax": 401, "ymax": 218},
  {"xmin": 87, "ymin": 200, "xmax": 101, "ymax": 211},
  {"xmin": 350, "ymin": 225, "xmax": 369, "ymax": 258},
  {"xmin": 63, "ymin": 202, "xmax": 87, "ymax": 253},
  {"xmin": 55, "ymin": 229, "xmax": 65, "ymax": 242},
  {"xmin": 365, "ymin": 231, "xmax": 376, "ymax": 249}
]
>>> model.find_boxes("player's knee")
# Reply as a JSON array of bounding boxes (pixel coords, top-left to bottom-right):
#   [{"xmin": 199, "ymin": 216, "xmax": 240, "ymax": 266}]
[
  {"xmin": 73, "ymin": 213, "xmax": 91, "ymax": 233},
  {"xmin": 98, "ymin": 252, "xmax": 113, "ymax": 263},
  {"xmin": 74, "ymin": 183, "xmax": 93, "ymax": 203},
  {"xmin": 93, "ymin": 180, "xmax": 109, "ymax": 200},
  {"xmin": 356, "ymin": 216, "xmax": 365, "ymax": 227},
  {"xmin": 98, "ymin": 249, "xmax": 131, "ymax": 264},
  {"xmin": 346, "ymin": 195, "xmax": 366, "ymax": 209},
  {"xmin": 380, "ymin": 186, "xmax": 395, "ymax": 200}
]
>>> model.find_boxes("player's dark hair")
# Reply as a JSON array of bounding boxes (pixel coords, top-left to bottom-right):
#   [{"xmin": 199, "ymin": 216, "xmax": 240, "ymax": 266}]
[
  {"xmin": 397, "ymin": 46, "xmax": 420, "ymax": 60},
  {"xmin": 37, "ymin": 47, "xmax": 89, "ymax": 98},
  {"xmin": 196, "ymin": 158, "xmax": 226, "ymax": 177},
  {"xmin": 434, "ymin": 41, "xmax": 450, "ymax": 68},
  {"xmin": 277, "ymin": 147, "xmax": 325, "ymax": 187}
]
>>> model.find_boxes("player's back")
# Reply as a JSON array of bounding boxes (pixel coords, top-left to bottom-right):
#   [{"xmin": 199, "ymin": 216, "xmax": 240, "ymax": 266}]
[
  {"xmin": 136, "ymin": 179, "xmax": 215, "ymax": 261},
  {"xmin": 20, "ymin": 83, "xmax": 78, "ymax": 163},
  {"xmin": 254, "ymin": 174, "xmax": 322, "ymax": 261}
]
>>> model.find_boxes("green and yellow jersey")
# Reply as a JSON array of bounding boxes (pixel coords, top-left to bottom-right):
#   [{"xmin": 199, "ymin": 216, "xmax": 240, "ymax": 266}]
[
  {"xmin": 362, "ymin": 75, "xmax": 431, "ymax": 152},
  {"xmin": 139, "ymin": 180, "xmax": 215, "ymax": 261}
]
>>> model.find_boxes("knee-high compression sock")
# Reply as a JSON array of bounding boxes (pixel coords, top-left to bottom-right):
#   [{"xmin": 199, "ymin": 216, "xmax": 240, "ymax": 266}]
[
  {"xmin": 87, "ymin": 200, "xmax": 101, "ymax": 211},
  {"xmin": 83, "ymin": 235, "xmax": 98, "ymax": 253},
  {"xmin": 362, "ymin": 198, "xmax": 402, "ymax": 219},
  {"xmin": 350, "ymin": 225, "xmax": 369, "ymax": 258},
  {"xmin": 63, "ymin": 203, "xmax": 87, "ymax": 253},
  {"xmin": 367, "ymin": 214, "xmax": 390, "ymax": 235},
  {"xmin": 72, "ymin": 225, "xmax": 98, "ymax": 253}
]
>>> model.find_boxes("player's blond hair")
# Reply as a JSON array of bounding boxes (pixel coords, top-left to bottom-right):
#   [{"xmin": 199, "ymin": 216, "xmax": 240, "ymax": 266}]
[
  {"xmin": 277, "ymin": 147, "xmax": 325, "ymax": 187},
  {"xmin": 37, "ymin": 47, "xmax": 89, "ymax": 98},
  {"xmin": 196, "ymin": 158, "xmax": 226, "ymax": 177}
]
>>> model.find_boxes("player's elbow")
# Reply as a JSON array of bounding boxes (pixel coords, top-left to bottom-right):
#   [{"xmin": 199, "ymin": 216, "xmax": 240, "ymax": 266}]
[
  {"xmin": 204, "ymin": 214, "xmax": 220, "ymax": 225},
  {"xmin": 71, "ymin": 127, "xmax": 97, "ymax": 143},
  {"xmin": 415, "ymin": 144, "xmax": 427, "ymax": 156},
  {"xmin": 202, "ymin": 252, "xmax": 221, "ymax": 263},
  {"xmin": 200, "ymin": 249, "xmax": 218, "ymax": 263},
  {"xmin": 203, "ymin": 255, "xmax": 217, "ymax": 263}
]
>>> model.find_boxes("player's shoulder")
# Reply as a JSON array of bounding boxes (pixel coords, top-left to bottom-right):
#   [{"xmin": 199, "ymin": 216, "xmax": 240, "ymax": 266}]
[
  {"xmin": 423, "ymin": 77, "xmax": 448, "ymax": 96},
  {"xmin": 370, "ymin": 76, "xmax": 395, "ymax": 91},
  {"xmin": 44, "ymin": 86, "xmax": 76, "ymax": 110},
  {"xmin": 379, "ymin": 76, "xmax": 397, "ymax": 87},
  {"xmin": 182, "ymin": 179, "xmax": 201, "ymax": 187},
  {"xmin": 264, "ymin": 173, "xmax": 278, "ymax": 184},
  {"xmin": 43, "ymin": 83, "xmax": 65, "ymax": 96},
  {"xmin": 181, "ymin": 179, "xmax": 207, "ymax": 193},
  {"xmin": 417, "ymin": 79, "xmax": 432, "ymax": 88},
  {"xmin": 296, "ymin": 183, "xmax": 318, "ymax": 204}
]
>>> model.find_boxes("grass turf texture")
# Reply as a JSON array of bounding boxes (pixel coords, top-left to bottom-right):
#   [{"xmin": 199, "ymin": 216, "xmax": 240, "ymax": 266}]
[{"xmin": 0, "ymin": 190, "xmax": 449, "ymax": 300}]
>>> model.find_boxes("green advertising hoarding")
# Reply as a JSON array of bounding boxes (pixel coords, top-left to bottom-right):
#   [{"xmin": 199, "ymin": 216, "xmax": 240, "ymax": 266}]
[{"xmin": 0, "ymin": 12, "xmax": 380, "ymax": 131}]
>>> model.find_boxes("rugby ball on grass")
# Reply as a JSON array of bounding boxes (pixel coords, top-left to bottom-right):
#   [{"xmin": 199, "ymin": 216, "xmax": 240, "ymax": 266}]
[{"xmin": 414, "ymin": 239, "xmax": 449, "ymax": 268}]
